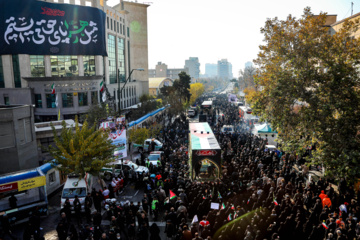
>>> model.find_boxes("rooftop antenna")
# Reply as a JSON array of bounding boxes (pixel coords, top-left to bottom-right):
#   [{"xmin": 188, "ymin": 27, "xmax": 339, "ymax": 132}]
[{"xmin": 351, "ymin": 2, "xmax": 354, "ymax": 16}]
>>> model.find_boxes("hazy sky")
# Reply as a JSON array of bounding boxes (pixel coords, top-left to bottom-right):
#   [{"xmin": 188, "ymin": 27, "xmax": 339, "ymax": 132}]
[{"xmin": 107, "ymin": 0, "xmax": 357, "ymax": 78}]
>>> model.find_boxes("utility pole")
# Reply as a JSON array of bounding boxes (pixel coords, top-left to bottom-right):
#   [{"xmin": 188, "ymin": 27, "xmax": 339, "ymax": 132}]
[{"xmin": 352, "ymin": 2, "xmax": 354, "ymax": 16}]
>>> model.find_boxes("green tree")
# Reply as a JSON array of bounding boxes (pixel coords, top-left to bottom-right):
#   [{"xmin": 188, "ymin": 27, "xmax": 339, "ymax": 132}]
[
  {"xmin": 248, "ymin": 8, "xmax": 360, "ymax": 181},
  {"xmin": 47, "ymin": 117, "xmax": 115, "ymax": 179},
  {"xmin": 81, "ymin": 102, "xmax": 117, "ymax": 128},
  {"xmin": 189, "ymin": 83, "xmax": 205, "ymax": 105},
  {"xmin": 128, "ymin": 127, "xmax": 149, "ymax": 147},
  {"xmin": 238, "ymin": 66, "xmax": 256, "ymax": 91}
]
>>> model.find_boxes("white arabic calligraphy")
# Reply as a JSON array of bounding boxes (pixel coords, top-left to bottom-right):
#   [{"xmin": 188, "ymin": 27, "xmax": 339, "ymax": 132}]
[{"xmin": 4, "ymin": 17, "xmax": 99, "ymax": 46}]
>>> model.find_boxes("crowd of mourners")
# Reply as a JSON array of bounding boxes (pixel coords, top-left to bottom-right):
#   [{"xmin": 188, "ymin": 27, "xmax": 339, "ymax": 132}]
[{"xmin": 53, "ymin": 94, "xmax": 360, "ymax": 240}]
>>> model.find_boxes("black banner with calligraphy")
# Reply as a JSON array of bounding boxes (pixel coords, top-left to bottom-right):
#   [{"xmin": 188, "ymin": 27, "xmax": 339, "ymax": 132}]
[{"xmin": 0, "ymin": 0, "xmax": 107, "ymax": 56}]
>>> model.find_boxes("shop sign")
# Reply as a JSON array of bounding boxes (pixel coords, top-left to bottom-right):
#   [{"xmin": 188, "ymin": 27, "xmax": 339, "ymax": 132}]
[
  {"xmin": 18, "ymin": 176, "xmax": 46, "ymax": 191},
  {"xmin": 0, "ymin": 182, "xmax": 18, "ymax": 193},
  {"xmin": 196, "ymin": 150, "xmax": 217, "ymax": 156}
]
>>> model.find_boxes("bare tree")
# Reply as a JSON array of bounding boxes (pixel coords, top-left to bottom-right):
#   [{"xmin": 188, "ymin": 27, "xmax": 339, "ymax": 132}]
[{"xmin": 238, "ymin": 66, "xmax": 256, "ymax": 90}]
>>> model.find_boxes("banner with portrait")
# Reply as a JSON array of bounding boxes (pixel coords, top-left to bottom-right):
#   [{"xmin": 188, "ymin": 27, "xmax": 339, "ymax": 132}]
[
  {"xmin": 0, "ymin": 0, "xmax": 107, "ymax": 56},
  {"xmin": 109, "ymin": 129, "xmax": 127, "ymax": 158}
]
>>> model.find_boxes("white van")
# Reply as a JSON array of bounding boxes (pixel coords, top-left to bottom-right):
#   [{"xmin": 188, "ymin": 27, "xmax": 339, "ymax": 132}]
[
  {"xmin": 221, "ymin": 125, "xmax": 235, "ymax": 134},
  {"xmin": 61, "ymin": 176, "xmax": 87, "ymax": 212},
  {"xmin": 60, "ymin": 173, "xmax": 104, "ymax": 212}
]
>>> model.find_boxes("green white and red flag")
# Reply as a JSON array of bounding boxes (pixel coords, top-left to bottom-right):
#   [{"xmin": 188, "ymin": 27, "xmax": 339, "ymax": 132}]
[
  {"xmin": 322, "ymin": 221, "xmax": 329, "ymax": 229},
  {"xmin": 221, "ymin": 203, "xmax": 226, "ymax": 209},
  {"xmin": 227, "ymin": 213, "xmax": 232, "ymax": 221},
  {"xmin": 273, "ymin": 192, "xmax": 279, "ymax": 206},
  {"xmin": 51, "ymin": 83, "xmax": 55, "ymax": 94},
  {"xmin": 170, "ymin": 190, "xmax": 176, "ymax": 200},
  {"xmin": 231, "ymin": 204, "xmax": 235, "ymax": 210},
  {"xmin": 100, "ymin": 81, "xmax": 104, "ymax": 92}
]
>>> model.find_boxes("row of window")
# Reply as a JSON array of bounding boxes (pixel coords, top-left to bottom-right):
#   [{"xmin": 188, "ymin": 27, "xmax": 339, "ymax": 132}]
[
  {"xmin": 32, "ymin": 55, "xmax": 96, "ymax": 78},
  {"xmin": 35, "ymin": 92, "xmax": 98, "ymax": 109},
  {"xmin": 107, "ymin": 17, "xmax": 129, "ymax": 38},
  {"xmin": 35, "ymin": 86, "xmax": 136, "ymax": 109},
  {"xmin": 108, "ymin": 35, "xmax": 126, "ymax": 84}
]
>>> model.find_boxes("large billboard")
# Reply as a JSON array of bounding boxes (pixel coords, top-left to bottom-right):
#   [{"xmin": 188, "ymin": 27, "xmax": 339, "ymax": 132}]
[
  {"xmin": 109, "ymin": 129, "xmax": 127, "ymax": 158},
  {"xmin": 0, "ymin": 0, "xmax": 107, "ymax": 56}
]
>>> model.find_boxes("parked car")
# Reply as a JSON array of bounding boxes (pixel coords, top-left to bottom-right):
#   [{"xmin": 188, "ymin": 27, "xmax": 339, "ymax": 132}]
[
  {"xmin": 101, "ymin": 160, "xmax": 149, "ymax": 181},
  {"xmin": 221, "ymin": 125, "xmax": 235, "ymax": 134},
  {"xmin": 187, "ymin": 109, "xmax": 196, "ymax": 117},
  {"xmin": 133, "ymin": 138, "xmax": 163, "ymax": 153},
  {"xmin": 147, "ymin": 151, "xmax": 164, "ymax": 166}
]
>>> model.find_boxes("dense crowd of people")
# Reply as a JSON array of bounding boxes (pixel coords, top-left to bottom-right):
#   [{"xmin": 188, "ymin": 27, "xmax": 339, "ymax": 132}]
[{"xmin": 53, "ymin": 94, "xmax": 360, "ymax": 240}]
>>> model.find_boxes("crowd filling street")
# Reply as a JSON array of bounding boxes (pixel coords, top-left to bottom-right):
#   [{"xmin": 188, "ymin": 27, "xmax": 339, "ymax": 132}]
[{"xmin": 4, "ymin": 94, "xmax": 360, "ymax": 240}]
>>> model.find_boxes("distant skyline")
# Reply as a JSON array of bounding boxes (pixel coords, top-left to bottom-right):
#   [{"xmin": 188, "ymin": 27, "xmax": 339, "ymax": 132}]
[{"xmin": 108, "ymin": 0, "xmax": 358, "ymax": 78}]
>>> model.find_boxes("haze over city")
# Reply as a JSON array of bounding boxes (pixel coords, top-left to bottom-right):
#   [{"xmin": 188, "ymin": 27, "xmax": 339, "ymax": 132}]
[{"xmin": 107, "ymin": 0, "xmax": 357, "ymax": 77}]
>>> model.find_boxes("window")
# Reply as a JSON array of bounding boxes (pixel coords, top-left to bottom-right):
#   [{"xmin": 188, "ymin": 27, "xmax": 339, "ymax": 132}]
[
  {"xmin": 75, "ymin": 0, "xmax": 80, "ymax": 5},
  {"xmin": 0, "ymin": 57, "xmax": 4, "ymax": 88},
  {"xmin": 107, "ymin": 34, "xmax": 117, "ymax": 84},
  {"xmin": 78, "ymin": 92, "xmax": 88, "ymax": 106},
  {"xmin": 12, "ymin": 55, "xmax": 21, "ymax": 88},
  {"xmin": 35, "ymin": 94, "xmax": 42, "ymax": 108},
  {"xmin": 91, "ymin": 91, "xmax": 98, "ymax": 104},
  {"xmin": 85, "ymin": 1, "xmax": 92, "ymax": 6},
  {"xmin": 51, "ymin": 56, "xmax": 78, "ymax": 77},
  {"xmin": 123, "ymin": 25, "xmax": 125, "ymax": 36},
  {"xmin": 30, "ymin": 55, "xmax": 45, "ymax": 77},
  {"xmin": 107, "ymin": 17, "xmax": 109, "ymax": 29},
  {"xmin": 46, "ymin": 94, "xmax": 56, "ymax": 108},
  {"xmin": 83, "ymin": 56, "xmax": 95, "ymax": 76},
  {"xmin": 120, "ymin": 23, "xmax": 122, "ymax": 34},
  {"xmin": 127, "ymin": 41, "xmax": 131, "ymax": 74},
  {"xmin": 4, "ymin": 96, "xmax": 9, "ymax": 105},
  {"xmin": 117, "ymin": 22, "xmax": 119, "ymax": 33},
  {"xmin": 49, "ymin": 172, "xmax": 56, "ymax": 184},
  {"xmin": 117, "ymin": 37, "xmax": 126, "ymax": 82},
  {"xmin": 62, "ymin": 93, "xmax": 73, "ymax": 108},
  {"xmin": 111, "ymin": 19, "xmax": 113, "ymax": 31},
  {"xmin": 127, "ymin": 27, "xmax": 130, "ymax": 37}
]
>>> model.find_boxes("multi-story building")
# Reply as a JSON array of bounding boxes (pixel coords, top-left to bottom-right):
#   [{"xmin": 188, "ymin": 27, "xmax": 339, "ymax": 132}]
[
  {"xmin": 205, "ymin": 63, "xmax": 218, "ymax": 78},
  {"xmin": 184, "ymin": 57, "xmax": 200, "ymax": 80},
  {"xmin": 245, "ymin": 61, "xmax": 253, "ymax": 69},
  {"xmin": 217, "ymin": 59, "xmax": 232, "ymax": 80},
  {"xmin": 148, "ymin": 62, "xmax": 188, "ymax": 80},
  {"xmin": 0, "ymin": 0, "xmax": 149, "ymax": 122}
]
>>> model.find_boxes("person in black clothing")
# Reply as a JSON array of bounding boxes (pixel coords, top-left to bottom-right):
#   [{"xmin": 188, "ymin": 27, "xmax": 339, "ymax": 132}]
[
  {"xmin": 73, "ymin": 195, "xmax": 82, "ymax": 225},
  {"xmin": 9, "ymin": 194, "xmax": 17, "ymax": 209},
  {"xmin": 93, "ymin": 210, "xmax": 102, "ymax": 227},
  {"xmin": 85, "ymin": 192, "xmax": 93, "ymax": 223}
]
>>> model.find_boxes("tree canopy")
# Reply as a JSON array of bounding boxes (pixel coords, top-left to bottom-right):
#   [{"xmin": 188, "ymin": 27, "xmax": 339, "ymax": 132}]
[
  {"xmin": 159, "ymin": 71, "xmax": 192, "ymax": 115},
  {"xmin": 189, "ymin": 83, "xmax": 205, "ymax": 105},
  {"xmin": 47, "ymin": 117, "xmax": 115, "ymax": 178},
  {"xmin": 247, "ymin": 8, "xmax": 360, "ymax": 181}
]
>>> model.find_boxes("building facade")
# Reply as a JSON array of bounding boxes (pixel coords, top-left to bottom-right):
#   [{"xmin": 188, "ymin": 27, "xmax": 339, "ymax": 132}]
[
  {"xmin": 0, "ymin": 0, "xmax": 150, "ymax": 122},
  {"xmin": 217, "ymin": 59, "xmax": 232, "ymax": 80},
  {"xmin": 148, "ymin": 77, "xmax": 173, "ymax": 96},
  {"xmin": 148, "ymin": 62, "xmax": 188, "ymax": 80},
  {"xmin": 184, "ymin": 57, "xmax": 200, "ymax": 80},
  {"xmin": 205, "ymin": 63, "xmax": 217, "ymax": 78},
  {"xmin": 0, "ymin": 105, "xmax": 38, "ymax": 174}
]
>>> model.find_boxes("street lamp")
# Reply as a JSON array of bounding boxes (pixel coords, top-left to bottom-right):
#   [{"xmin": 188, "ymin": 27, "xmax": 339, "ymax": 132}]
[{"xmin": 118, "ymin": 68, "xmax": 144, "ymax": 116}]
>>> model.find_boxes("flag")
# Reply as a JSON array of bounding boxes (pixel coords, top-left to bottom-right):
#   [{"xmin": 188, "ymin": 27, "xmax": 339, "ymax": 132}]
[
  {"xmin": 234, "ymin": 212, "xmax": 237, "ymax": 218},
  {"xmin": 202, "ymin": 195, "xmax": 206, "ymax": 200},
  {"xmin": 231, "ymin": 204, "xmax": 235, "ymax": 210},
  {"xmin": 247, "ymin": 198, "xmax": 250, "ymax": 204},
  {"xmin": 100, "ymin": 81, "xmax": 104, "ymax": 92},
  {"xmin": 192, "ymin": 215, "xmax": 198, "ymax": 224},
  {"xmin": 322, "ymin": 221, "xmax": 328, "ymax": 229},
  {"xmin": 102, "ymin": 92, "xmax": 107, "ymax": 102},
  {"xmin": 164, "ymin": 199, "xmax": 169, "ymax": 205},
  {"xmin": 273, "ymin": 193, "xmax": 279, "ymax": 206},
  {"xmin": 55, "ymin": 93, "xmax": 58, "ymax": 108},
  {"xmin": 218, "ymin": 192, "xmax": 222, "ymax": 199},
  {"xmin": 221, "ymin": 203, "xmax": 226, "ymax": 210},
  {"xmin": 51, "ymin": 83, "xmax": 55, "ymax": 94},
  {"xmin": 58, "ymin": 108, "xmax": 61, "ymax": 121},
  {"xmin": 170, "ymin": 190, "xmax": 176, "ymax": 200},
  {"xmin": 227, "ymin": 213, "xmax": 232, "ymax": 221}
]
